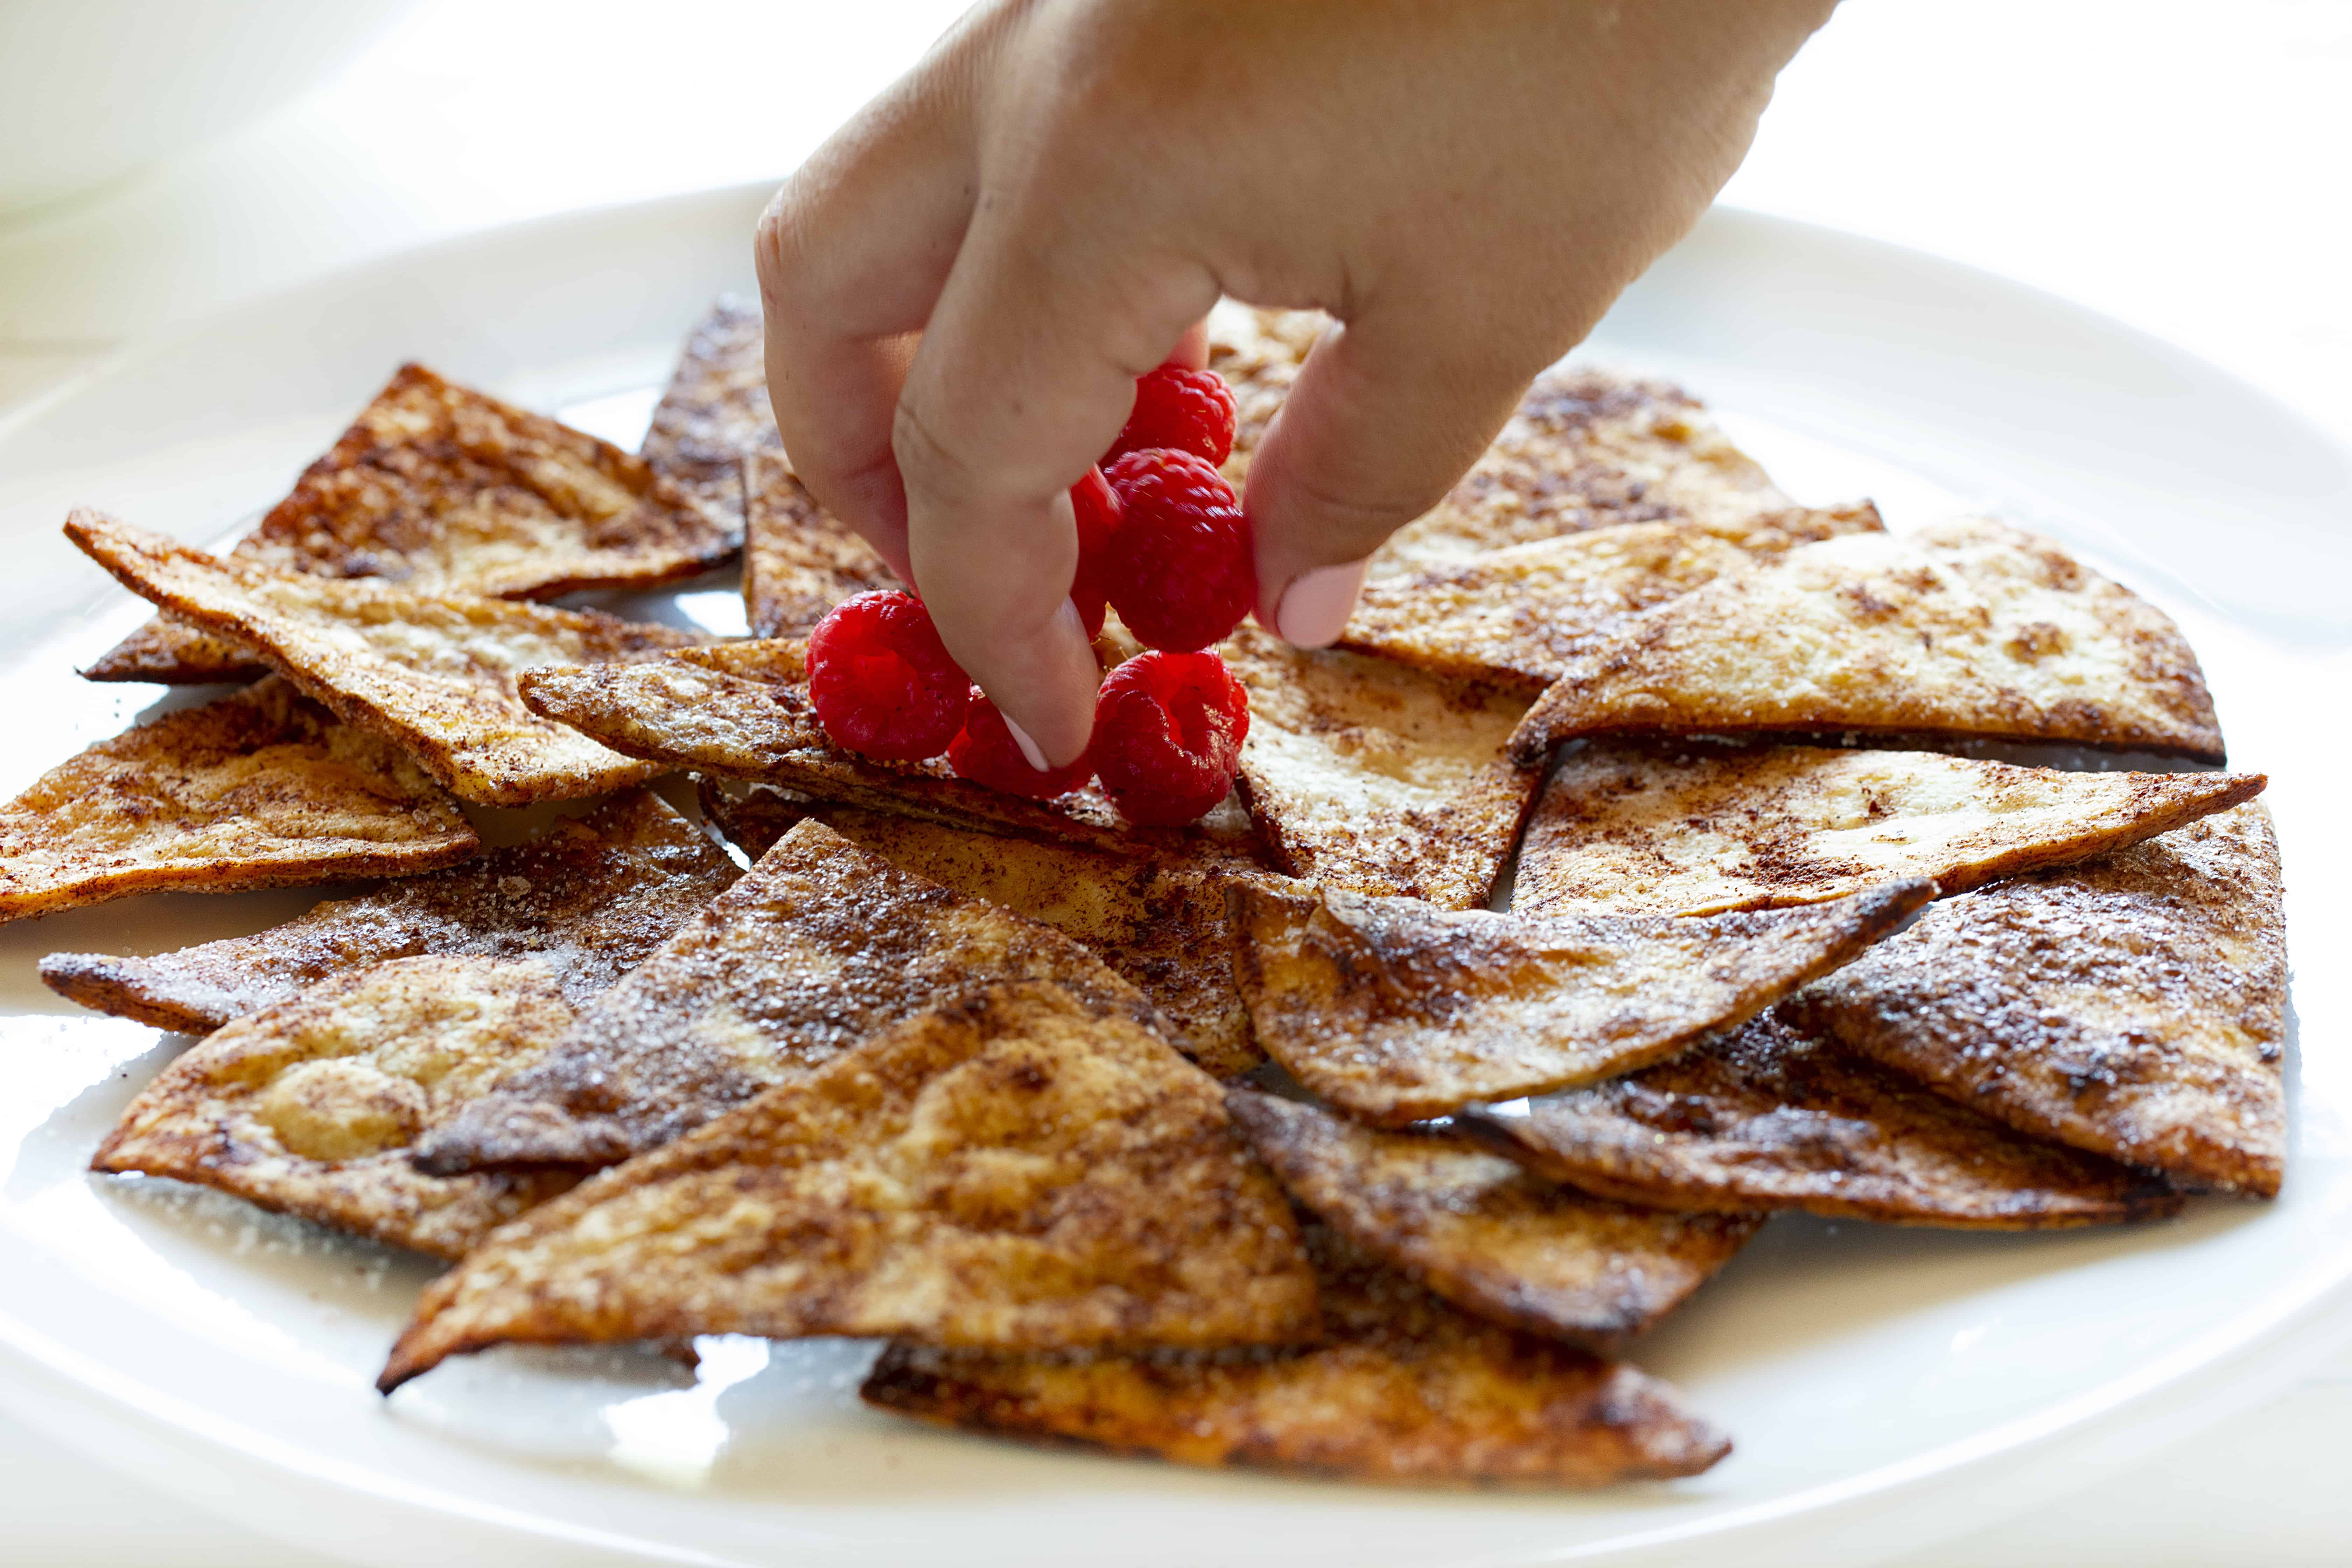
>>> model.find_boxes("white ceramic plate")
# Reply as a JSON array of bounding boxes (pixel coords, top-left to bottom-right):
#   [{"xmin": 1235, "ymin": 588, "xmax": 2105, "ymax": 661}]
[{"xmin": 1, "ymin": 185, "xmax": 2348, "ymax": 1568}]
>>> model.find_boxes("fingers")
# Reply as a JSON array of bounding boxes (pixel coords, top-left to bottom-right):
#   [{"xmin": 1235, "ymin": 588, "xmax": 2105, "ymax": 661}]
[
  {"xmin": 892, "ymin": 200, "xmax": 1220, "ymax": 766},
  {"xmin": 1243, "ymin": 306, "xmax": 1550, "ymax": 645}
]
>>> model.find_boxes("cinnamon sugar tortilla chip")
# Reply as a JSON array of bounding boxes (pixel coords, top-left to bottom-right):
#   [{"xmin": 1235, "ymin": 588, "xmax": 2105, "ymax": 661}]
[
  {"xmin": 1465, "ymin": 1008, "xmax": 2183, "ymax": 1230},
  {"xmin": 1227, "ymin": 1091, "xmax": 1759, "ymax": 1350},
  {"xmin": 93, "ymin": 956, "xmax": 582, "ymax": 1260},
  {"xmin": 517, "ymin": 639, "xmax": 1261, "ymax": 859},
  {"xmin": 1508, "ymin": 518, "xmax": 2226, "ymax": 765},
  {"xmin": 861, "ymin": 1224, "xmax": 1730, "ymax": 1486},
  {"xmin": 88, "ymin": 363, "xmax": 736, "ymax": 684},
  {"xmin": 1794, "ymin": 803, "xmax": 2287, "ymax": 1196},
  {"xmin": 380, "ymin": 982, "xmax": 1316, "ymax": 1391},
  {"xmin": 699, "ymin": 786, "xmax": 1260, "ymax": 1077},
  {"xmin": 41, "ymin": 788, "xmax": 735, "ymax": 1035},
  {"xmin": 1516, "ymin": 741, "xmax": 2264, "ymax": 918},
  {"xmin": 1222, "ymin": 625, "xmax": 1538, "ymax": 910},
  {"xmin": 742, "ymin": 453, "xmax": 900, "ymax": 636},
  {"xmin": 412, "ymin": 818, "xmax": 1163, "ymax": 1172},
  {"xmin": 67, "ymin": 511, "xmax": 701, "ymax": 805},
  {"xmin": 0, "ymin": 678, "xmax": 476, "ymax": 925},
  {"xmin": 1228, "ymin": 878, "xmax": 1931, "ymax": 1126},
  {"xmin": 638, "ymin": 296, "xmax": 781, "ymax": 524}
]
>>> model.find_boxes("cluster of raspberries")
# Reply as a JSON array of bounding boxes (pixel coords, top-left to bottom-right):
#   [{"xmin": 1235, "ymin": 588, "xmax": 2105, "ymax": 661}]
[{"xmin": 804, "ymin": 363, "xmax": 1253, "ymax": 826}]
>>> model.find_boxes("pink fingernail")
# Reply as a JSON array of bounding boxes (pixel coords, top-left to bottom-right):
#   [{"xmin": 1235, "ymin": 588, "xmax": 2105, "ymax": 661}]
[
  {"xmin": 1274, "ymin": 559, "xmax": 1370, "ymax": 649},
  {"xmin": 1001, "ymin": 714, "xmax": 1052, "ymax": 773}
]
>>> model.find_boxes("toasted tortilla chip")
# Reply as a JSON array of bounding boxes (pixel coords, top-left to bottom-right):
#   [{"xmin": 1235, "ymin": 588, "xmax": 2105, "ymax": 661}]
[
  {"xmin": 0, "ymin": 678, "xmax": 477, "ymax": 925},
  {"xmin": 67, "ymin": 511, "xmax": 701, "ymax": 805},
  {"xmin": 1221, "ymin": 625, "xmax": 1537, "ymax": 910},
  {"xmin": 1226, "ymin": 1090, "xmax": 1759, "ymax": 1350},
  {"xmin": 1509, "ymin": 518, "xmax": 2226, "ymax": 765},
  {"xmin": 41, "ymin": 789, "xmax": 734, "ymax": 1035},
  {"xmin": 638, "ymin": 296, "xmax": 781, "ymax": 523},
  {"xmin": 88, "ymin": 363, "xmax": 736, "ymax": 684},
  {"xmin": 742, "ymin": 453, "xmax": 900, "ymax": 636},
  {"xmin": 1230, "ymin": 878, "xmax": 1931, "ymax": 1126},
  {"xmin": 1794, "ymin": 803, "xmax": 2287, "ymax": 1196},
  {"xmin": 699, "ymin": 786, "xmax": 1260, "ymax": 1077},
  {"xmin": 1516, "ymin": 741, "xmax": 2265, "ymax": 918},
  {"xmin": 412, "ymin": 817, "xmax": 1163, "ymax": 1172},
  {"xmin": 1465, "ymin": 1009, "xmax": 2183, "ymax": 1229},
  {"xmin": 93, "ymin": 956, "xmax": 583, "ymax": 1258},
  {"xmin": 380, "ymin": 982, "xmax": 1316, "ymax": 1391},
  {"xmin": 517, "ymin": 639, "xmax": 1262, "ymax": 859},
  {"xmin": 861, "ymin": 1223, "xmax": 1729, "ymax": 1486}
]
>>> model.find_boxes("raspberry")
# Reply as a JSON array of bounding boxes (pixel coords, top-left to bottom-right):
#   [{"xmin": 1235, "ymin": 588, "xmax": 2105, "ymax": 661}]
[
  {"xmin": 1092, "ymin": 650, "xmax": 1251, "ymax": 826},
  {"xmin": 1066, "ymin": 466, "xmax": 1122, "ymax": 639},
  {"xmin": 804, "ymin": 590, "xmax": 970, "ymax": 762},
  {"xmin": 1102, "ymin": 449, "xmax": 1254, "ymax": 652},
  {"xmin": 948, "ymin": 690, "xmax": 1096, "ymax": 799},
  {"xmin": 1104, "ymin": 364, "xmax": 1238, "ymax": 468}
]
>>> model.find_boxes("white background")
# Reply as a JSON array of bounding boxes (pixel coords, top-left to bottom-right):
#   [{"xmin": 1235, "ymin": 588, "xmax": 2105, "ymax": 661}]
[{"xmin": 1, "ymin": 2, "xmax": 2346, "ymax": 1562}]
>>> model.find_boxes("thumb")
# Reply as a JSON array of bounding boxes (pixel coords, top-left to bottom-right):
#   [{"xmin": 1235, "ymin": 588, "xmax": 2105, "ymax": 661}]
[{"xmin": 1242, "ymin": 309, "xmax": 1548, "ymax": 647}]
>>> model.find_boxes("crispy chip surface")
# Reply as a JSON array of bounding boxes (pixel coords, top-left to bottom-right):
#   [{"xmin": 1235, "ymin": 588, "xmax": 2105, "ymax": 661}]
[
  {"xmin": 700, "ymin": 787, "xmax": 1260, "ymax": 1077},
  {"xmin": 1516, "ymin": 742, "xmax": 2265, "ymax": 918},
  {"xmin": 42, "ymin": 789, "xmax": 735, "ymax": 1034},
  {"xmin": 861, "ymin": 1224, "xmax": 1730, "ymax": 1486},
  {"xmin": 380, "ymin": 982, "xmax": 1316, "ymax": 1390},
  {"xmin": 88, "ymin": 364, "xmax": 736, "ymax": 684},
  {"xmin": 1222, "ymin": 625, "xmax": 1537, "ymax": 910},
  {"xmin": 93, "ymin": 956, "xmax": 582, "ymax": 1259},
  {"xmin": 1229, "ymin": 879, "xmax": 1932, "ymax": 1125},
  {"xmin": 68, "ymin": 511, "xmax": 700, "ymax": 805},
  {"xmin": 1227, "ymin": 1091, "xmax": 1759, "ymax": 1350},
  {"xmin": 1465, "ymin": 1009, "xmax": 2183, "ymax": 1229},
  {"xmin": 1795, "ymin": 803, "xmax": 2287, "ymax": 1196},
  {"xmin": 0, "ymin": 678, "xmax": 477, "ymax": 925},
  {"xmin": 518, "ymin": 640, "xmax": 1262, "ymax": 858},
  {"xmin": 638, "ymin": 297, "xmax": 780, "ymax": 523},
  {"xmin": 413, "ymin": 818, "xmax": 1162, "ymax": 1171},
  {"xmin": 742, "ymin": 453, "xmax": 901, "ymax": 636},
  {"xmin": 1509, "ymin": 518, "xmax": 2226, "ymax": 765}
]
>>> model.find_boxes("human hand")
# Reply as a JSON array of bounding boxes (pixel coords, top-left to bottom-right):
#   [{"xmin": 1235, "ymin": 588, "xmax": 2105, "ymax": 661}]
[{"xmin": 756, "ymin": 0, "xmax": 1836, "ymax": 768}]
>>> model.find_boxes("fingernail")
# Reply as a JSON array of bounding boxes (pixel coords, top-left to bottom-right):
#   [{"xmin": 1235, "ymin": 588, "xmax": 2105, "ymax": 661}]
[
  {"xmin": 1274, "ymin": 559, "xmax": 1370, "ymax": 649},
  {"xmin": 1001, "ymin": 713, "xmax": 1052, "ymax": 773}
]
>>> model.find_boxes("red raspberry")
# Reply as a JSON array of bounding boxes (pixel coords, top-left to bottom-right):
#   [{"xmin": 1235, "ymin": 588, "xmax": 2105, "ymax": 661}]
[
  {"xmin": 805, "ymin": 590, "xmax": 970, "ymax": 762},
  {"xmin": 1092, "ymin": 650, "xmax": 1251, "ymax": 826},
  {"xmin": 1066, "ymin": 466, "xmax": 1121, "ymax": 639},
  {"xmin": 1102, "ymin": 449, "xmax": 1254, "ymax": 652},
  {"xmin": 1104, "ymin": 364, "xmax": 1238, "ymax": 468},
  {"xmin": 948, "ymin": 690, "xmax": 1096, "ymax": 799}
]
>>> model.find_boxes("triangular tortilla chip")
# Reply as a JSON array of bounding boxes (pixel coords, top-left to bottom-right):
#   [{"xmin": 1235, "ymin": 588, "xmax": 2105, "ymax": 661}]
[
  {"xmin": 1337, "ymin": 523, "xmax": 1756, "ymax": 690},
  {"xmin": 1516, "ymin": 741, "xmax": 2265, "ymax": 918},
  {"xmin": 92, "ymin": 956, "xmax": 582, "ymax": 1259},
  {"xmin": 412, "ymin": 817, "xmax": 1163, "ymax": 1172},
  {"xmin": 0, "ymin": 678, "xmax": 477, "ymax": 925},
  {"xmin": 41, "ymin": 788, "xmax": 735, "ymax": 1035},
  {"xmin": 1463, "ymin": 1008, "xmax": 2183, "ymax": 1229},
  {"xmin": 66, "ymin": 510, "xmax": 702, "ymax": 805},
  {"xmin": 1221, "ymin": 624, "xmax": 1538, "ymax": 910},
  {"xmin": 638, "ymin": 296, "xmax": 782, "ymax": 524},
  {"xmin": 742, "ymin": 453, "xmax": 901, "ymax": 636},
  {"xmin": 1226, "ymin": 1090, "xmax": 1759, "ymax": 1350},
  {"xmin": 1509, "ymin": 518, "xmax": 2226, "ymax": 765},
  {"xmin": 699, "ymin": 785, "xmax": 1261, "ymax": 1078},
  {"xmin": 86, "ymin": 363, "xmax": 736, "ymax": 685},
  {"xmin": 380, "ymin": 981, "xmax": 1318, "ymax": 1391},
  {"xmin": 1793, "ymin": 803, "xmax": 2287, "ymax": 1196},
  {"xmin": 1228, "ymin": 878, "xmax": 1931, "ymax": 1125},
  {"xmin": 517, "ymin": 639, "xmax": 1262, "ymax": 859},
  {"xmin": 861, "ymin": 1223, "xmax": 1730, "ymax": 1485}
]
